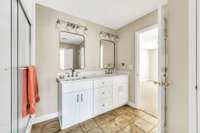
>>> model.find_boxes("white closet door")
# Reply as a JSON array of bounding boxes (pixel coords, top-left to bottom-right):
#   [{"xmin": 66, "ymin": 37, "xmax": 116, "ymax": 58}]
[
  {"xmin": 0, "ymin": 0, "xmax": 11, "ymax": 132},
  {"xmin": 197, "ymin": 0, "xmax": 200, "ymax": 132},
  {"xmin": 18, "ymin": 3, "xmax": 31, "ymax": 133}
]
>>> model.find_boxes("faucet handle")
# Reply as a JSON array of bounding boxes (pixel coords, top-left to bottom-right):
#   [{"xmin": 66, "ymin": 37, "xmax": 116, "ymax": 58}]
[
  {"xmin": 75, "ymin": 72, "xmax": 80, "ymax": 77},
  {"xmin": 65, "ymin": 72, "xmax": 71, "ymax": 77}
]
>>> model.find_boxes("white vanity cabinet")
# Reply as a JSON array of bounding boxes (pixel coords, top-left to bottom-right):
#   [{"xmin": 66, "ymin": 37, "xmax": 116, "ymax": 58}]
[
  {"xmin": 58, "ymin": 81, "xmax": 93, "ymax": 129},
  {"xmin": 58, "ymin": 73, "xmax": 129, "ymax": 129},
  {"xmin": 93, "ymin": 78, "xmax": 113, "ymax": 115},
  {"xmin": 113, "ymin": 75, "xmax": 129, "ymax": 108}
]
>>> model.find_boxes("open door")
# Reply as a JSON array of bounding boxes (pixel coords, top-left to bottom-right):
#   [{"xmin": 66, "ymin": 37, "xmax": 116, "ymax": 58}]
[
  {"xmin": 135, "ymin": 6, "xmax": 167, "ymax": 133},
  {"xmin": 157, "ymin": 6, "xmax": 167, "ymax": 133}
]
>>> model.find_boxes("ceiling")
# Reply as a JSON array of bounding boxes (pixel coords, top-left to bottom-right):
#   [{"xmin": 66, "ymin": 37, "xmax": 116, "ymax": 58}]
[
  {"xmin": 140, "ymin": 27, "xmax": 158, "ymax": 49},
  {"xmin": 36, "ymin": 0, "xmax": 167, "ymax": 30}
]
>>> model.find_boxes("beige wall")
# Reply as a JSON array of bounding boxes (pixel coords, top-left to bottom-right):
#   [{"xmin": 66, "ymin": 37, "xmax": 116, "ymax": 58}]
[
  {"xmin": 116, "ymin": 11, "xmax": 158, "ymax": 101},
  {"xmin": 167, "ymin": 0, "xmax": 188, "ymax": 132},
  {"xmin": 36, "ymin": 4, "xmax": 115, "ymax": 116}
]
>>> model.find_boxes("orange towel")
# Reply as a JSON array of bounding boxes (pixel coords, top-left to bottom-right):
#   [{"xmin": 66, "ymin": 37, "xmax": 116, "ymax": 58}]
[
  {"xmin": 22, "ymin": 69, "xmax": 28, "ymax": 117},
  {"xmin": 27, "ymin": 66, "xmax": 40, "ymax": 114}
]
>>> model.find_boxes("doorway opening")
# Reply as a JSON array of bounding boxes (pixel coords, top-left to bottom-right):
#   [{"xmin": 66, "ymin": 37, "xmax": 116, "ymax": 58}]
[{"xmin": 135, "ymin": 25, "xmax": 159, "ymax": 117}]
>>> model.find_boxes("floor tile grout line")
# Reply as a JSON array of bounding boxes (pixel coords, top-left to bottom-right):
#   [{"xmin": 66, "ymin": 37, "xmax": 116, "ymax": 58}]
[
  {"xmin": 32, "ymin": 105, "xmax": 158, "ymax": 133},
  {"xmin": 124, "ymin": 109, "xmax": 157, "ymax": 132},
  {"xmin": 93, "ymin": 117, "xmax": 105, "ymax": 133}
]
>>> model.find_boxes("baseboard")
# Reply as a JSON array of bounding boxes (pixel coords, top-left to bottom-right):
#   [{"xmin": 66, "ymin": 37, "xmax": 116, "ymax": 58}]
[
  {"xmin": 25, "ymin": 119, "xmax": 32, "ymax": 133},
  {"xmin": 31, "ymin": 112, "xmax": 58, "ymax": 125},
  {"xmin": 127, "ymin": 101, "xmax": 137, "ymax": 108}
]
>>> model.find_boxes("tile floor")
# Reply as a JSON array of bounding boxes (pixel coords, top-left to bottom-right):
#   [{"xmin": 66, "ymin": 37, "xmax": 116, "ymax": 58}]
[{"xmin": 31, "ymin": 105, "xmax": 158, "ymax": 133}]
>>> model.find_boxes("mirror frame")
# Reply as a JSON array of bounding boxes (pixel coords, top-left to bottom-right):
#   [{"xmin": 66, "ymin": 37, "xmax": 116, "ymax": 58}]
[
  {"xmin": 59, "ymin": 31, "xmax": 86, "ymax": 70},
  {"xmin": 99, "ymin": 39, "xmax": 116, "ymax": 69}
]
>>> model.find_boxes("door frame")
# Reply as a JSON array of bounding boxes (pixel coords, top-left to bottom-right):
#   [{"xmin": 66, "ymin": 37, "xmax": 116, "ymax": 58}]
[
  {"xmin": 134, "ymin": 6, "xmax": 166, "ymax": 133},
  {"xmin": 188, "ymin": 0, "xmax": 198, "ymax": 132},
  {"xmin": 134, "ymin": 24, "xmax": 158, "ymax": 109}
]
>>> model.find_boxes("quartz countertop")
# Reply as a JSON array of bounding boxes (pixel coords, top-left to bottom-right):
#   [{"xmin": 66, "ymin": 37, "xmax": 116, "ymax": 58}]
[{"xmin": 57, "ymin": 72, "xmax": 128, "ymax": 84}]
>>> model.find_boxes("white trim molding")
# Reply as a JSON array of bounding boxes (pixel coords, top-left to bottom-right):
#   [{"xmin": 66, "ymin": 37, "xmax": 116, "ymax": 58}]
[
  {"xmin": 188, "ymin": 0, "xmax": 198, "ymax": 132},
  {"xmin": 25, "ymin": 112, "xmax": 58, "ymax": 133},
  {"xmin": 25, "ymin": 120, "xmax": 32, "ymax": 133},
  {"xmin": 31, "ymin": 112, "xmax": 58, "ymax": 125},
  {"xmin": 128, "ymin": 101, "xmax": 137, "ymax": 108}
]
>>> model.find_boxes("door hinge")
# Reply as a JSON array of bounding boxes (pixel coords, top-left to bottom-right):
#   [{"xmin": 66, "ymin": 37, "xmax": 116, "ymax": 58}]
[
  {"xmin": 165, "ymin": 67, "xmax": 168, "ymax": 73},
  {"xmin": 164, "ymin": 105, "xmax": 167, "ymax": 127},
  {"xmin": 195, "ymin": 85, "xmax": 198, "ymax": 91}
]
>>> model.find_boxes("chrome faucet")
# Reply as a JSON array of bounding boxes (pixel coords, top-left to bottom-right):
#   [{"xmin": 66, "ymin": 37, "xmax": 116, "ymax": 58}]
[
  {"xmin": 71, "ymin": 69, "xmax": 75, "ymax": 77},
  {"xmin": 75, "ymin": 72, "xmax": 80, "ymax": 77},
  {"xmin": 71, "ymin": 69, "xmax": 80, "ymax": 77},
  {"xmin": 64, "ymin": 72, "xmax": 71, "ymax": 77},
  {"xmin": 105, "ymin": 68, "xmax": 113, "ymax": 74}
]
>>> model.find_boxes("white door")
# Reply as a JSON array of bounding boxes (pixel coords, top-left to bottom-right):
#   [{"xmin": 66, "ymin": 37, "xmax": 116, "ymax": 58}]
[
  {"xmin": 135, "ymin": 6, "xmax": 166, "ymax": 133},
  {"xmin": 62, "ymin": 92, "xmax": 79, "ymax": 126},
  {"xmin": 0, "ymin": 0, "xmax": 11, "ymax": 132},
  {"xmin": 157, "ymin": 6, "xmax": 167, "ymax": 133},
  {"xmin": 79, "ymin": 89, "xmax": 93, "ymax": 122},
  {"xmin": 18, "ymin": 2, "xmax": 32, "ymax": 133},
  {"xmin": 197, "ymin": 0, "xmax": 200, "ymax": 131}
]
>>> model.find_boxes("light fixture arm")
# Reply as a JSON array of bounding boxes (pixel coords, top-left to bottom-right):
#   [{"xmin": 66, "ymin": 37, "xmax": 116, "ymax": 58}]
[{"xmin": 56, "ymin": 19, "xmax": 88, "ymax": 34}]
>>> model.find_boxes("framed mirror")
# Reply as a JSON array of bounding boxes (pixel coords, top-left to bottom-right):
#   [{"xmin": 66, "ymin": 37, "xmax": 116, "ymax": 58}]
[
  {"xmin": 59, "ymin": 31, "xmax": 85, "ymax": 70},
  {"xmin": 100, "ymin": 40, "xmax": 115, "ymax": 69}
]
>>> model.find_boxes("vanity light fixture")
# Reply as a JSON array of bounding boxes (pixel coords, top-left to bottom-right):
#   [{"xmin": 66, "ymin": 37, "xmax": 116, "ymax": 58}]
[
  {"xmin": 56, "ymin": 19, "xmax": 88, "ymax": 35},
  {"xmin": 99, "ymin": 31, "xmax": 119, "ymax": 42}
]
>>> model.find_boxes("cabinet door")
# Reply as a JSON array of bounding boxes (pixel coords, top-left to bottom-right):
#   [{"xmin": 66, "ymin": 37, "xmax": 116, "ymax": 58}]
[
  {"xmin": 118, "ymin": 84, "xmax": 128, "ymax": 106},
  {"xmin": 79, "ymin": 89, "xmax": 93, "ymax": 122},
  {"xmin": 62, "ymin": 92, "xmax": 79, "ymax": 126},
  {"xmin": 112, "ymin": 85, "xmax": 118, "ymax": 108}
]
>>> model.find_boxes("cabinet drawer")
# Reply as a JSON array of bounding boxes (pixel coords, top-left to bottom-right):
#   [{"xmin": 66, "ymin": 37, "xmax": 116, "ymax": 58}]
[
  {"xmin": 94, "ymin": 78, "xmax": 112, "ymax": 88},
  {"xmin": 94, "ymin": 86, "xmax": 112, "ymax": 100},
  {"xmin": 94, "ymin": 98, "xmax": 113, "ymax": 115},
  {"xmin": 62, "ymin": 81, "xmax": 93, "ymax": 93}
]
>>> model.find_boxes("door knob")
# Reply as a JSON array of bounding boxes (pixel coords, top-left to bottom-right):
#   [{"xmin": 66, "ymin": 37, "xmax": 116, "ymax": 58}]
[
  {"xmin": 162, "ymin": 81, "xmax": 170, "ymax": 87},
  {"xmin": 153, "ymin": 81, "xmax": 169, "ymax": 87},
  {"xmin": 153, "ymin": 81, "xmax": 161, "ymax": 85}
]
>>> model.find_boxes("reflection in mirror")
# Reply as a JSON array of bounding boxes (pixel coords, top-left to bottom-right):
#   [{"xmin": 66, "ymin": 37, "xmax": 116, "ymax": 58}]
[
  {"xmin": 59, "ymin": 32, "xmax": 85, "ymax": 70},
  {"xmin": 100, "ymin": 40, "xmax": 115, "ymax": 69}
]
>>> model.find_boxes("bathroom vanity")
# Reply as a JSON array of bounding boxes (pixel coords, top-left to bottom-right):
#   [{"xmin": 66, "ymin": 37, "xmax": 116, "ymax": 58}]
[{"xmin": 57, "ymin": 73, "xmax": 129, "ymax": 129}]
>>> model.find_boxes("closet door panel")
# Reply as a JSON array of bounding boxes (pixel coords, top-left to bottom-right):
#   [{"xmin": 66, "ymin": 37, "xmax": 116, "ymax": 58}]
[
  {"xmin": 0, "ymin": 0, "xmax": 11, "ymax": 132},
  {"xmin": 18, "ymin": 3, "xmax": 31, "ymax": 133}
]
